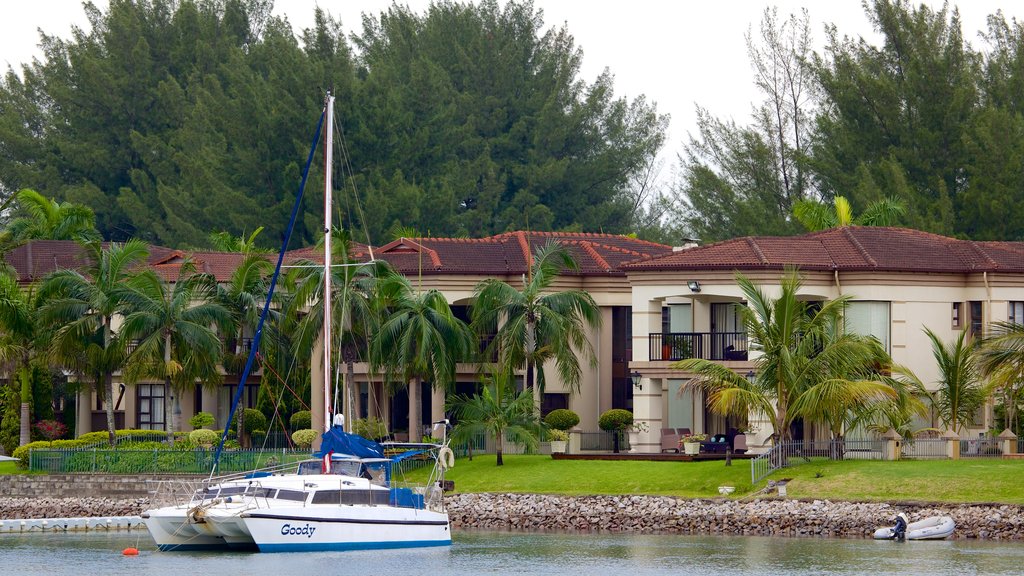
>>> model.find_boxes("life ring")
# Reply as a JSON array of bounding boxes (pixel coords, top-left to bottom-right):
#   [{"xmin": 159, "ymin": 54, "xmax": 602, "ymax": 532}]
[{"xmin": 437, "ymin": 446, "xmax": 455, "ymax": 470}]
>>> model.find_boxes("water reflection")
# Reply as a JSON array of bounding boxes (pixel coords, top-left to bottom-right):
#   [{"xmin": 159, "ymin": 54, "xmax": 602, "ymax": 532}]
[{"xmin": 3, "ymin": 529, "xmax": 1024, "ymax": 576}]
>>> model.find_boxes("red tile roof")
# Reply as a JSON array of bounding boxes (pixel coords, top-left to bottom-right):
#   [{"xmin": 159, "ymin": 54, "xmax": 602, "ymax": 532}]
[{"xmin": 625, "ymin": 227, "xmax": 1024, "ymax": 273}]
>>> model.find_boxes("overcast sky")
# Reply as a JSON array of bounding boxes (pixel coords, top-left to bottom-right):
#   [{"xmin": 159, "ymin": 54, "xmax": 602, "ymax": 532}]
[{"xmin": 2, "ymin": 1, "xmax": 1022, "ymax": 172}]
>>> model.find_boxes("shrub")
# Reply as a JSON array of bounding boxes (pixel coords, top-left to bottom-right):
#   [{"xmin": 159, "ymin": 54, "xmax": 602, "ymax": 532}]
[
  {"xmin": 189, "ymin": 411, "xmax": 215, "ymax": 430},
  {"xmin": 231, "ymin": 408, "xmax": 268, "ymax": 437},
  {"xmin": 289, "ymin": 410, "xmax": 311, "ymax": 431},
  {"xmin": 598, "ymin": 409, "xmax": 633, "ymax": 432},
  {"xmin": 544, "ymin": 409, "xmax": 580, "ymax": 431},
  {"xmin": 292, "ymin": 429, "xmax": 318, "ymax": 449},
  {"xmin": 548, "ymin": 429, "xmax": 569, "ymax": 442},
  {"xmin": 12, "ymin": 439, "xmax": 89, "ymax": 467},
  {"xmin": 78, "ymin": 429, "xmax": 169, "ymax": 444},
  {"xmin": 189, "ymin": 428, "xmax": 220, "ymax": 447},
  {"xmin": 34, "ymin": 420, "xmax": 68, "ymax": 442},
  {"xmin": 353, "ymin": 417, "xmax": 388, "ymax": 440}
]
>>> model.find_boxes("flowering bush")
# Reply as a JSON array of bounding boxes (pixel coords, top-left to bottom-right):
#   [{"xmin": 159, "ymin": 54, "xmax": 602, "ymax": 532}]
[
  {"xmin": 34, "ymin": 420, "xmax": 67, "ymax": 443},
  {"xmin": 681, "ymin": 433, "xmax": 708, "ymax": 444}
]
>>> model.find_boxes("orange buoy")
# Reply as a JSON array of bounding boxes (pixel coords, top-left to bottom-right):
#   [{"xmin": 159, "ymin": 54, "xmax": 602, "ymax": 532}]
[{"xmin": 122, "ymin": 547, "xmax": 139, "ymax": 556}]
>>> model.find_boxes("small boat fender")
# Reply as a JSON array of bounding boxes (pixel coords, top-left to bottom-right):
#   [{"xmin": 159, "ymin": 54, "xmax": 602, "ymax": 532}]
[{"xmin": 437, "ymin": 446, "xmax": 455, "ymax": 470}]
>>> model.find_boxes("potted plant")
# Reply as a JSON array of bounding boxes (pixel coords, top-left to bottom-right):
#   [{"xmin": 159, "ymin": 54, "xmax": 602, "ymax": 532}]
[
  {"xmin": 548, "ymin": 429, "xmax": 569, "ymax": 453},
  {"xmin": 627, "ymin": 421, "xmax": 650, "ymax": 453},
  {"xmin": 544, "ymin": 409, "xmax": 579, "ymax": 454},
  {"xmin": 681, "ymin": 433, "xmax": 707, "ymax": 455}
]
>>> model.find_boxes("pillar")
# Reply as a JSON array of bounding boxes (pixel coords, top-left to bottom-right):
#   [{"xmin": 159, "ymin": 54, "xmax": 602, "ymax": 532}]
[
  {"xmin": 999, "ymin": 428, "xmax": 1017, "ymax": 455},
  {"xmin": 631, "ymin": 376, "xmax": 663, "ymax": 453},
  {"xmin": 881, "ymin": 428, "xmax": 901, "ymax": 461},
  {"xmin": 942, "ymin": 429, "xmax": 960, "ymax": 460},
  {"xmin": 310, "ymin": 334, "xmax": 325, "ymax": 451},
  {"xmin": 76, "ymin": 387, "xmax": 92, "ymax": 438},
  {"xmin": 430, "ymin": 385, "xmax": 445, "ymax": 433}
]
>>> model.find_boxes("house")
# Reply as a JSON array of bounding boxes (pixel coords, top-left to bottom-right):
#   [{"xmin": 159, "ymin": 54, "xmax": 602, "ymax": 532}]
[{"xmin": 623, "ymin": 227, "xmax": 1024, "ymax": 452}]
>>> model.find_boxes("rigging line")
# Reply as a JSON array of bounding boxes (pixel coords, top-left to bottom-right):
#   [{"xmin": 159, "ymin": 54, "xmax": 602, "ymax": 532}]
[
  {"xmin": 210, "ymin": 103, "xmax": 326, "ymax": 480},
  {"xmin": 257, "ymin": 356, "xmax": 295, "ymax": 451},
  {"xmin": 259, "ymin": 353, "xmax": 310, "ymax": 412},
  {"xmin": 332, "ymin": 109, "xmax": 376, "ymax": 261}
]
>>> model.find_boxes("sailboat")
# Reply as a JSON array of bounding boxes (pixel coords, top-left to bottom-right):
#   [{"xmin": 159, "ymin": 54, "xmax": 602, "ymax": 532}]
[{"xmin": 142, "ymin": 94, "xmax": 453, "ymax": 552}]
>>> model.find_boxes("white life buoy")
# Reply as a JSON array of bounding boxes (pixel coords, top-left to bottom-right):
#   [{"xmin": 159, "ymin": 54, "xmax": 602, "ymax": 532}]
[{"xmin": 437, "ymin": 446, "xmax": 455, "ymax": 469}]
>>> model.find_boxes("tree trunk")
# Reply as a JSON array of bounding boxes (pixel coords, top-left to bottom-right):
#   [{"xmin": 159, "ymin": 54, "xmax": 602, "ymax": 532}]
[
  {"xmin": 164, "ymin": 333, "xmax": 174, "ymax": 445},
  {"xmin": 409, "ymin": 377, "xmax": 422, "ymax": 443},
  {"xmin": 103, "ymin": 317, "xmax": 116, "ymax": 447},
  {"xmin": 496, "ymin": 429, "xmax": 504, "ymax": 466},
  {"xmin": 18, "ymin": 366, "xmax": 31, "ymax": 447}
]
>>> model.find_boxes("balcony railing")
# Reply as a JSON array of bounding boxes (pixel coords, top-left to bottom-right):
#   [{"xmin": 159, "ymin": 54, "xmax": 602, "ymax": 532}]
[{"xmin": 648, "ymin": 332, "xmax": 748, "ymax": 361}]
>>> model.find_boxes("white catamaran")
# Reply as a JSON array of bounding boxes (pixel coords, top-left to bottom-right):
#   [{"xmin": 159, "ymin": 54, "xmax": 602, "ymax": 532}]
[{"xmin": 143, "ymin": 94, "xmax": 453, "ymax": 552}]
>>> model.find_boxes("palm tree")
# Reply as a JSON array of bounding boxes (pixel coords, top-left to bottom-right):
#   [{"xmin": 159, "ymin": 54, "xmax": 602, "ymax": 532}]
[
  {"xmin": 792, "ymin": 195, "xmax": 906, "ymax": 232},
  {"xmin": 471, "ymin": 242, "xmax": 601, "ymax": 397},
  {"xmin": 918, "ymin": 328, "xmax": 989, "ymax": 434},
  {"xmin": 1, "ymin": 188, "xmax": 100, "ymax": 248},
  {"xmin": 216, "ymin": 243, "xmax": 273, "ymax": 445},
  {"xmin": 118, "ymin": 261, "xmax": 230, "ymax": 443},
  {"xmin": 447, "ymin": 368, "xmax": 542, "ymax": 466},
  {"xmin": 38, "ymin": 240, "xmax": 149, "ymax": 445},
  {"xmin": 979, "ymin": 321, "xmax": 1024, "ymax": 434},
  {"xmin": 372, "ymin": 274, "xmax": 471, "ymax": 443},
  {"xmin": 0, "ymin": 270, "xmax": 48, "ymax": 447},
  {"xmin": 673, "ymin": 269, "xmax": 893, "ymax": 443},
  {"xmin": 287, "ymin": 229, "xmax": 390, "ymax": 431}
]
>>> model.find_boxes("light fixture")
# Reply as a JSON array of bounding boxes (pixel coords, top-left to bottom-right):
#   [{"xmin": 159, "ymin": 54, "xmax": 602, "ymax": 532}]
[
  {"xmin": 687, "ymin": 280, "xmax": 701, "ymax": 292},
  {"xmin": 630, "ymin": 370, "xmax": 643, "ymax": 391}
]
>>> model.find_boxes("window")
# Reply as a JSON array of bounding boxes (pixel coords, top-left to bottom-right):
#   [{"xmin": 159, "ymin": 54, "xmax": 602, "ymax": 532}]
[
  {"xmin": 137, "ymin": 383, "xmax": 165, "ymax": 430},
  {"xmin": 1010, "ymin": 302, "xmax": 1024, "ymax": 325},
  {"xmin": 952, "ymin": 302, "xmax": 963, "ymax": 329},
  {"xmin": 541, "ymin": 393, "xmax": 569, "ymax": 415},
  {"xmin": 845, "ymin": 301, "xmax": 890, "ymax": 352},
  {"xmin": 969, "ymin": 301, "xmax": 983, "ymax": 338}
]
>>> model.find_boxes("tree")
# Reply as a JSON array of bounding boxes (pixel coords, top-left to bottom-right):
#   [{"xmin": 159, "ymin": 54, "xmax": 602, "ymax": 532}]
[
  {"xmin": 913, "ymin": 328, "xmax": 989, "ymax": 434},
  {"xmin": 372, "ymin": 274, "xmax": 471, "ymax": 443},
  {"xmin": 119, "ymin": 261, "xmax": 229, "ymax": 443},
  {"xmin": 978, "ymin": 321, "xmax": 1024, "ymax": 433},
  {"xmin": 677, "ymin": 8, "xmax": 815, "ymax": 242},
  {"xmin": 447, "ymin": 368, "xmax": 541, "ymax": 466},
  {"xmin": 471, "ymin": 242, "xmax": 601, "ymax": 398},
  {"xmin": 0, "ymin": 189, "xmax": 100, "ymax": 249},
  {"xmin": 0, "ymin": 270, "xmax": 48, "ymax": 447},
  {"xmin": 809, "ymin": 0, "xmax": 977, "ymax": 235},
  {"xmin": 792, "ymin": 195, "xmax": 907, "ymax": 231},
  {"xmin": 673, "ymin": 270, "xmax": 893, "ymax": 443},
  {"xmin": 287, "ymin": 230, "xmax": 391, "ymax": 431},
  {"xmin": 38, "ymin": 240, "xmax": 150, "ymax": 445}
]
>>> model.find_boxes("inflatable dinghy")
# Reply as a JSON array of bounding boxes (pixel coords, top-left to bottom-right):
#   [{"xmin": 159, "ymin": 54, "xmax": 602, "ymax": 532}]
[{"xmin": 873, "ymin": 513, "xmax": 955, "ymax": 540}]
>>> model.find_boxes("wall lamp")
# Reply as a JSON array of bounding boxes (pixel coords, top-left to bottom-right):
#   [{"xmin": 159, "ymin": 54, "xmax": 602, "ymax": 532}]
[
  {"xmin": 630, "ymin": 370, "xmax": 643, "ymax": 391},
  {"xmin": 687, "ymin": 280, "xmax": 701, "ymax": 292}
]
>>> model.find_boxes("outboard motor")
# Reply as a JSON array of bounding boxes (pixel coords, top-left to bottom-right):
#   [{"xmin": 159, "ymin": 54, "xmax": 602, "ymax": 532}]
[{"xmin": 892, "ymin": 512, "xmax": 908, "ymax": 541}]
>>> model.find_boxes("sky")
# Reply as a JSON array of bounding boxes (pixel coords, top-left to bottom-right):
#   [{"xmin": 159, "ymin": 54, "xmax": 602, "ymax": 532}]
[{"xmin": 1, "ymin": 0, "xmax": 1022, "ymax": 175}]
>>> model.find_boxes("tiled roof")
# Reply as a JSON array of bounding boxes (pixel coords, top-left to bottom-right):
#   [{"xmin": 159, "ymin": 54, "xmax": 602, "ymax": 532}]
[
  {"xmin": 624, "ymin": 227, "xmax": 1024, "ymax": 273},
  {"xmin": 3, "ymin": 233, "xmax": 672, "ymax": 284},
  {"xmin": 373, "ymin": 231, "xmax": 674, "ymax": 276}
]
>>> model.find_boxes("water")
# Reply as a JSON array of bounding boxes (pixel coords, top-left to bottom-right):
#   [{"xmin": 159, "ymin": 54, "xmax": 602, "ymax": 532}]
[{"xmin": 3, "ymin": 530, "xmax": 1024, "ymax": 576}]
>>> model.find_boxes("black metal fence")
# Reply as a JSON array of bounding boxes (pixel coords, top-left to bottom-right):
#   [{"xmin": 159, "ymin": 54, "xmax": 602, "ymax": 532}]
[{"xmin": 649, "ymin": 332, "xmax": 748, "ymax": 361}]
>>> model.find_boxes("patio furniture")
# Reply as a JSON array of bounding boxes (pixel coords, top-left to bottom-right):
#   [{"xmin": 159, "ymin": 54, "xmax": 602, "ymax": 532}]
[
  {"xmin": 733, "ymin": 434, "xmax": 748, "ymax": 455},
  {"xmin": 701, "ymin": 434, "xmax": 730, "ymax": 454},
  {"xmin": 660, "ymin": 428, "xmax": 681, "ymax": 453}
]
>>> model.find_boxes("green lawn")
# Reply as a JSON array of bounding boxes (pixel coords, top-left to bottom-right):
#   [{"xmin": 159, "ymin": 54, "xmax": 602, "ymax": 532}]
[{"xmin": 413, "ymin": 455, "xmax": 1024, "ymax": 504}]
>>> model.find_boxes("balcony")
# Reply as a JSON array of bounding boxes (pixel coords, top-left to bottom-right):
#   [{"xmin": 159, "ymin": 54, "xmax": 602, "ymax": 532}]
[{"xmin": 648, "ymin": 332, "xmax": 748, "ymax": 361}]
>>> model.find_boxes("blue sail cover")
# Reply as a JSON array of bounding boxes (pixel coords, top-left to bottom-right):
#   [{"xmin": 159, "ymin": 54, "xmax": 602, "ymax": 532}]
[{"xmin": 314, "ymin": 427, "xmax": 386, "ymax": 459}]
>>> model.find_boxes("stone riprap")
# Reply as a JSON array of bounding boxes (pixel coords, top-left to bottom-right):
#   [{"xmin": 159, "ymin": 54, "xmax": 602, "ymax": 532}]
[
  {"xmin": 445, "ymin": 493, "xmax": 1024, "ymax": 540},
  {"xmin": 3, "ymin": 483, "xmax": 1024, "ymax": 539},
  {"xmin": 0, "ymin": 497, "xmax": 148, "ymax": 519}
]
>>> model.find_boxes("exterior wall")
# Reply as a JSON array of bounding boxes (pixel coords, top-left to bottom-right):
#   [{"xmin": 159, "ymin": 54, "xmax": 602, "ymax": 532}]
[{"xmin": 628, "ymin": 268, "xmax": 1024, "ymax": 448}]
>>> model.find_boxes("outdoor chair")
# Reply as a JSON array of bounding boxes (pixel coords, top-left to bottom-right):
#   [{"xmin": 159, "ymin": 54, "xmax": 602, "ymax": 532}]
[
  {"xmin": 676, "ymin": 428, "xmax": 691, "ymax": 436},
  {"xmin": 733, "ymin": 434, "xmax": 748, "ymax": 455},
  {"xmin": 660, "ymin": 428, "xmax": 681, "ymax": 453}
]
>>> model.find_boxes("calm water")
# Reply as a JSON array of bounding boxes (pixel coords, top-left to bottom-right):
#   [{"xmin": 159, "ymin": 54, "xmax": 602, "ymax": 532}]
[{"xmin": 2, "ymin": 530, "xmax": 1024, "ymax": 576}]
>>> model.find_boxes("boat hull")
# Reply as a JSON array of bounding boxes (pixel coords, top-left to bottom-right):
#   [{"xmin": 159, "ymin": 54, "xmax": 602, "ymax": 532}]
[
  {"xmin": 241, "ymin": 506, "xmax": 451, "ymax": 552},
  {"xmin": 873, "ymin": 515, "xmax": 955, "ymax": 540},
  {"xmin": 142, "ymin": 508, "xmax": 232, "ymax": 551}
]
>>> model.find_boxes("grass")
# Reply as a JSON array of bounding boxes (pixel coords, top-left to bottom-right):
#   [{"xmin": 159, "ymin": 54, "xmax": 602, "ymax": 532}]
[
  {"xmin": 411, "ymin": 455, "xmax": 1024, "ymax": 504},
  {"xmin": 0, "ymin": 461, "xmax": 37, "ymax": 475}
]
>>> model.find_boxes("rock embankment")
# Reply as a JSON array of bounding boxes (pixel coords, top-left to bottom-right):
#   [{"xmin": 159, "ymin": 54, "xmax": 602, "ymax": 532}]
[
  {"xmin": 0, "ymin": 497, "xmax": 148, "ymax": 520},
  {"xmin": 3, "ymin": 492, "xmax": 1024, "ymax": 539},
  {"xmin": 446, "ymin": 493, "xmax": 1024, "ymax": 540}
]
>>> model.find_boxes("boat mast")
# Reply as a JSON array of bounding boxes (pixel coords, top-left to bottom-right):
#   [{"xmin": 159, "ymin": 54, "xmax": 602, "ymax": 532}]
[{"xmin": 323, "ymin": 93, "xmax": 334, "ymax": 433}]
